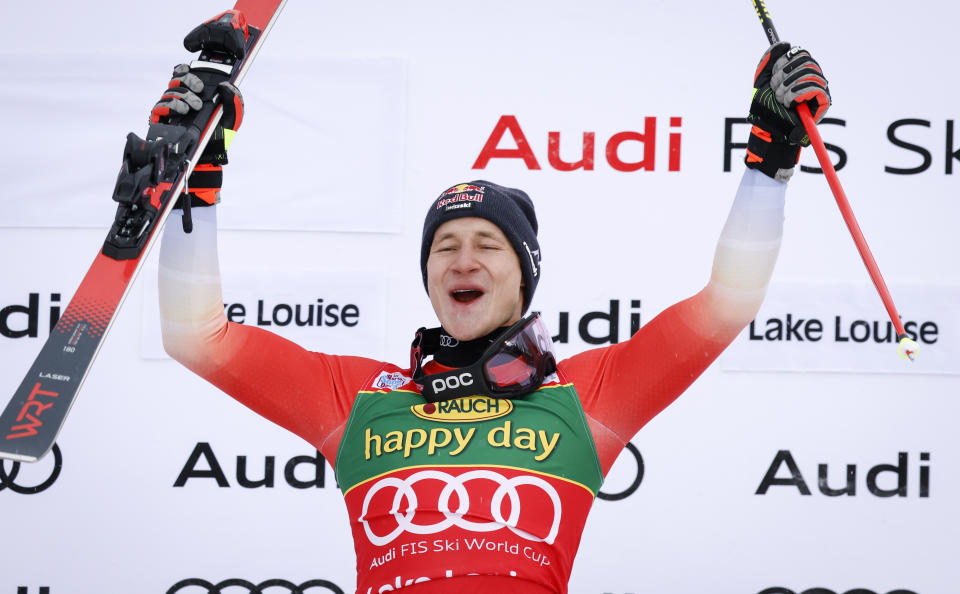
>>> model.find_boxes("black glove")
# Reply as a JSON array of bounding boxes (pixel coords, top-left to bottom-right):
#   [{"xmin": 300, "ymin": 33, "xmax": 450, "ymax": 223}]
[
  {"xmin": 150, "ymin": 63, "xmax": 244, "ymax": 209},
  {"xmin": 746, "ymin": 42, "xmax": 831, "ymax": 182}
]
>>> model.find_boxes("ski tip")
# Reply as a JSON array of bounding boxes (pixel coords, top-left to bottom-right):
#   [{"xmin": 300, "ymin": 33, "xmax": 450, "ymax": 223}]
[{"xmin": 0, "ymin": 450, "xmax": 41, "ymax": 464}]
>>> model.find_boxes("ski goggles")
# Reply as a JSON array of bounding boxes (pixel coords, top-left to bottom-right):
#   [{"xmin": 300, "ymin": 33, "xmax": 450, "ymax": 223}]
[{"xmin": 411, "ymin": 312, "xmax": 558, "ymax": 403}]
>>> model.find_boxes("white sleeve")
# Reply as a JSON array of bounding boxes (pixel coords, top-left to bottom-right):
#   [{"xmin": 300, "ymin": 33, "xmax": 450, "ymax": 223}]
[
  {"xmin": 157, "ymin": 207, "xmax": 230, "ymax": 366},
  {"xmin": 703, "ymin": 168, "xmax": 786, "ymax": 332}
]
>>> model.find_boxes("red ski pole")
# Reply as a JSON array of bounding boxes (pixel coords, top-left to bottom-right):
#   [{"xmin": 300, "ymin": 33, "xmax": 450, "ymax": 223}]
[{"xmin": 750, "ymin": 0, "xmax": 918, "ymax": 361}]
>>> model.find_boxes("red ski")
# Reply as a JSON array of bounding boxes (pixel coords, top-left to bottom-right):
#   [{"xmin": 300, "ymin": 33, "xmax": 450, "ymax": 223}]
[{"xmin": 0, "ymin": 0, "xmax": 287, "ymax": 462}]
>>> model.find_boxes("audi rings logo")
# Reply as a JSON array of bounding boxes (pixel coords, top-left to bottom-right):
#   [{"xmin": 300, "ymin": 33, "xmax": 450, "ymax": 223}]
[
  {"xmin": 439, "ymin": 334, "xmax": 459, "ymax": 347},
  {"xmin": 758, "ymin": 588, "xmax": 918, "ymax": 594},
  {"xmin": 360, "ymin": 469, "xmax": 562, "ymax": 546},
  {"xmin": 597, "ymin": 442, "xmax": 644, "ymax": 501},
  {"xmin": 167, "ymin": 578, "xmax": 344, "ymax": 594},
  {"xmin": 0, "ymin": 443, "xmax": 62, "ymax": 494}
]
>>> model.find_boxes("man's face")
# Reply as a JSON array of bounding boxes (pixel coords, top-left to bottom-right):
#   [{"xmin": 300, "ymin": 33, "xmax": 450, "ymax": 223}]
[{"xmin": 426, "ymin": 217, "xmax": 524, "ymax": 341}]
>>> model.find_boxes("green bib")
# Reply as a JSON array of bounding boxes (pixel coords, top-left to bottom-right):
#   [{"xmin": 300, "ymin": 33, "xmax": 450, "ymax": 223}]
[{"xmin": 335, "ymin": 381, "xmax": 603, "ymax": 497}]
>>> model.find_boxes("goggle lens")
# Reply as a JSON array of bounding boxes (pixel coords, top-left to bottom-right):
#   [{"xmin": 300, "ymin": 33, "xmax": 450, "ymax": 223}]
[{"xmin": 483, "ymin": 315, "xmax": 556, "ymax": 394}]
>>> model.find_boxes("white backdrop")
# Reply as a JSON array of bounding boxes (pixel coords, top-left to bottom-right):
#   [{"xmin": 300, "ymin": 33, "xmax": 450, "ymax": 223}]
[{"xmin": 1, "ymin": 1, "xmax": 958, "ymax": 593}]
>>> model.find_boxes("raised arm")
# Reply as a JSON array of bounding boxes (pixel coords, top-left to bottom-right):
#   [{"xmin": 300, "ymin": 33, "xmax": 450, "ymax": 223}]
[
  {"xmin": 153, "ymin": 65, "xmax": 380, "ymax": 460},
  {"xmin": 563, "ymin": 42, "xmax": 831, "ymax": 472}
]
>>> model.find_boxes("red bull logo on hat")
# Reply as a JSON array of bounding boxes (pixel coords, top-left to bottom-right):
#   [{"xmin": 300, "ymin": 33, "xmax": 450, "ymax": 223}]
[
  {"xmin": 437, "ymin": 184, "xmax": 486, "ymax": 209},
  {"xmin": 443, "ymin": 183, "xmax": 486, "ymax": 196}
]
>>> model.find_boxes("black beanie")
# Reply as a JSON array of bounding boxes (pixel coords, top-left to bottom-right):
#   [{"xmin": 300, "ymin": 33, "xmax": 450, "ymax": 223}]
[{"xmin": 420, "ymin": 180, "xmax": 541, "ymax": 312}]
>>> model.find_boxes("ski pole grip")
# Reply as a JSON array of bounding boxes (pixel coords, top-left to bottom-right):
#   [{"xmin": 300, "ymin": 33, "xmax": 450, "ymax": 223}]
[{"xmin": 183, "ymin": 10, "xmax": 249, "ymax": 60}]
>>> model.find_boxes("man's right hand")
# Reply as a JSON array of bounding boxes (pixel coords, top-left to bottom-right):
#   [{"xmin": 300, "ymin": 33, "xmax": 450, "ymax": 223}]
[{"xmin": 745, "ymin": 42, "xmax": 831, "ymax": 183}]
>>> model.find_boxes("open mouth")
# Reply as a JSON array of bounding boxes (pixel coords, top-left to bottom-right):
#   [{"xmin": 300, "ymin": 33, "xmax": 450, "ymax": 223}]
[{"xmin": 451, "ymin": 289, "xmax": 484, "ymax": 304}]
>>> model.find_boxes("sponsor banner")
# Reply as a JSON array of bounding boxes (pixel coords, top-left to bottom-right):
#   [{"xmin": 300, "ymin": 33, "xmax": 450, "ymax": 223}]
[
  {"xmin": 722, "ymin": 283, "xmax": 959, "ymax": 374},
  {"xmin": 140, "ymin": 264, "xmax": 387, "ymax": 360},
  {"xmin": 755, "ymin": 449, "xmax": 932, "ymax": 499},
  {"xmin": 172, "ymin": 442, "xmax": 335, "ymax": 491},
  {"xmin": 534, "ymin": 297, "xmax": 646, "ymax": 361},
  {"xmin": 0, "ymin": 290, "xmax": 71, "ymax": 346},
  {"xmin": 0, "ymin": 54, "xmax": 404, "ymax": 233}
]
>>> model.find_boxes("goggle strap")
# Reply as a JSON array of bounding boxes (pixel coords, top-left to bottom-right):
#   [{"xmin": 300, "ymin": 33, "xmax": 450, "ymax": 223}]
[
  {"xmin": 410, "ymin": 327, "xmax": 428, "ymax": 387},
  {"xmin": 419, "ymin": 366, "xmax": 487, "ymax": 403},
  {"xmin": 409, "ymin": 313, "xmax": 554, "ymax": 403}
]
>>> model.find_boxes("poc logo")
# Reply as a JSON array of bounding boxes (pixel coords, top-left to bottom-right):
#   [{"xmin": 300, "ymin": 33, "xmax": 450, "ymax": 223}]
[
  {"xmin": 432, "ymin": 372, "xmax": 474, "ymax": 393},
  {"xmin": 758, "ymin": 586, "xmax": 917, "ymax": 594}
]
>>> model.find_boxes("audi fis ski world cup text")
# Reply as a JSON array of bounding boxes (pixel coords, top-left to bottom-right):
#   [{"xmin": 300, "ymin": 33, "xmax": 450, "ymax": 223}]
[{"xmin": 461, "ymin": 113, "xmax": 960, "ymax": 175}]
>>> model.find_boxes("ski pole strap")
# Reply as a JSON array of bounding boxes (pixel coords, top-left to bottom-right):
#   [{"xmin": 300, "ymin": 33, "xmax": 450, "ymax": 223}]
[
  {"xmin": 185, "ymin": 163, "xmax": 222, "ymax": 205},
  {"xmin": 745, "ymin": 124, "xmax": 801, "ymax": 182},
  {"xmin": 174, "ymin": 162, "xmax": 222, "ymax": 234}
]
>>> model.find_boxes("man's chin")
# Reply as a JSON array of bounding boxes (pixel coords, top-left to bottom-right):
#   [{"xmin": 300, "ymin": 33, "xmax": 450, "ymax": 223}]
[
  {"xmin": 442, "ymin": 323, "xmax": 488, "ymax": 342},
  {"xmin": 439, "ymin": 312, "xmax": 497, "ymax": 342}
]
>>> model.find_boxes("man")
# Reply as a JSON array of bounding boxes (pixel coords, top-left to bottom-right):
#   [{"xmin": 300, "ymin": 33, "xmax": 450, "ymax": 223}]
[{"xmin": 158, "ymin": 41, "xmax": 829, "ymax": 594}]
